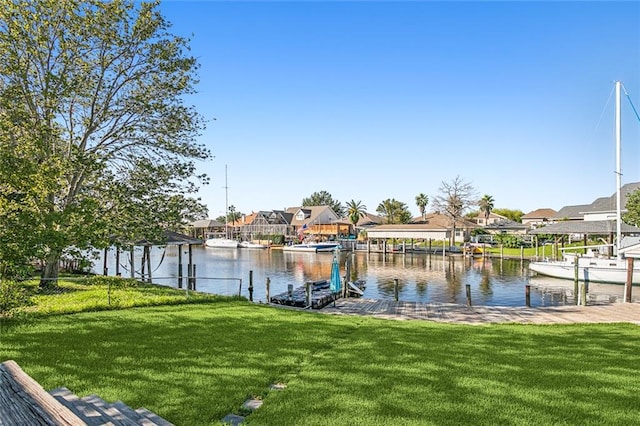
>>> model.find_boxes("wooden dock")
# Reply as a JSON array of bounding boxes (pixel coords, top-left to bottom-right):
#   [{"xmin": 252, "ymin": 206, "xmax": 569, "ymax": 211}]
[{"xmin": 318, "ymin": 298, "xmax": 640, "ymax": 325}]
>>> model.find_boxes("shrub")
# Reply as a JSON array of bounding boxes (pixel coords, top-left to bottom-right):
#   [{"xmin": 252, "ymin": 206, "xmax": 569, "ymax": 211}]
[{"xmin": 0, "ymin": 280, "xmax": 31, "ymax": 315}]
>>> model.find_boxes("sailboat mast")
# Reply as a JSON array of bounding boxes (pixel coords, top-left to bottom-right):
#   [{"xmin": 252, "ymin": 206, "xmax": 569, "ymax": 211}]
[
  {"xmin": 615, "ymin": 81, "xmax": 622, "ymax": 256},
  {"xmin": 224, "ymin": 164, "xmax": 229, "ymax": 239}
]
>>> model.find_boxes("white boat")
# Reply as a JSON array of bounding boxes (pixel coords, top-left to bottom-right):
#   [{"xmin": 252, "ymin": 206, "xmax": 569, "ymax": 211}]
[
  {"xmin": 530, "ymin": 250, "xmax": 640, "ymax": 284},
  {"xmin": 529, "ymin": 81, "xmax": 640, "ymax": 284},
  {"xmin": 239, "ymin": 241, "xmax": 268, "ymax": 249},
  {"xmin": 282, "ymin": 242, "xmax": 342, "ymax": 253},
  {"xmin": 204, "ymin": 238, "xmax": 239, "ymax": 248}
]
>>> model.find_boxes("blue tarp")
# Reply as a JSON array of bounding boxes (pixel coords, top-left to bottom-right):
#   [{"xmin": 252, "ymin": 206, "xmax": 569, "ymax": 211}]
[{"xmin": 330, "ymin": 254, "xmax": 341, "ymax": 294}]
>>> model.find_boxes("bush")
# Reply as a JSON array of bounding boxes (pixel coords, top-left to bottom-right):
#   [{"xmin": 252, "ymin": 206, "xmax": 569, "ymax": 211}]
[
  {"xmin": 78, "ymin": 275, "xmax": 140, "ymax": 288},
  {"xmin": 0, "ymin": 280, "xmax": 31, "ymax": 315}
]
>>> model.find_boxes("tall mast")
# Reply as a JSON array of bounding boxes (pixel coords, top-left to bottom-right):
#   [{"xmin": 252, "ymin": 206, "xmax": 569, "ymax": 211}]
[
  {"xmin": 615, "ymin": 81, "xmax": 622, "ymax": 257},
  {"xmin": 224, "ymin": 164, "xmax": 229, "ymax": 239}
]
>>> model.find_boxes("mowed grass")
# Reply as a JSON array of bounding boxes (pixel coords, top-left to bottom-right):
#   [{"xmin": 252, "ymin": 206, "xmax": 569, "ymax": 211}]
[
  {"xmin": 1, "ymin": 300, "xmax": 639, "ymax": 425},
  {"xmin": 4, "ymin": 277, "xmax": 229, "ymax": 316}
]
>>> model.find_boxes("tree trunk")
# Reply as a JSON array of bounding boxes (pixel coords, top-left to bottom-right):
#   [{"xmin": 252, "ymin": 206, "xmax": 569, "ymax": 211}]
[
  {"xmin": 451, "ymin": 224, "xmax": 457, "ymax": 247},
  {"xmin": 40, "ymin": 251, "xmax": 61, "ymax": 289}
]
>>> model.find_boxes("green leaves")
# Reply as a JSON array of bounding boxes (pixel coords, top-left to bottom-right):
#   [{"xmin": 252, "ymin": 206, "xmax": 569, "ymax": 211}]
[
  {"xmin": 0, "ymin": 1, "xmax": 210, "ymax": 280},
  {"xmin": 301, "ymin": 190, "xmax": 345, "ymax": 217},
  {"xmin": 376, "ymin": 199, "xmax": 412, "ymax": 224}
]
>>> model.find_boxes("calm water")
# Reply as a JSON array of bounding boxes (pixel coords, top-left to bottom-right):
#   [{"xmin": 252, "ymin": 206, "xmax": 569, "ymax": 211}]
[{"xmin": 94, "ymin": 246, "xmax": 636, "ymax": 307}]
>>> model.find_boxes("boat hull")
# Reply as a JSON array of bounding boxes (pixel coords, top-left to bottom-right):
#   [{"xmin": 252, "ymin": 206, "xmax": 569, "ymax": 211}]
[
  {"xmin": 204, "ymin": 238, "xmax": 239, "ymax": 248},
  {"xmin": 282, "ymin": 243, "xmax": 341, "ymax": 253},
  {"xmin": 529, "ymin": 258, "xmax": 640, "ymax": 284},
  {"xmin": 239, "ymin": 242, "xmax": 268, "ymax": 249}
]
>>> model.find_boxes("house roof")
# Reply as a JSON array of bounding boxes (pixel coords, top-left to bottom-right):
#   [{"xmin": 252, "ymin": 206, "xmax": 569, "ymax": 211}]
[
  {"xmin": 190, "ymin": 219, "xmax": 224, "ymax": 228},
  {"xmin": 240, "ymin": 212, "xmax": 258, "ymax": 225},
  {"xmin": 355, "ymin": 212, "xmax": 385, "ymax": 227},
  {"xmin": 484, "ymin": 218, "xmax": 528, "ymax": 231},
  {"xmin": 553, "ymin": 182, "xmax": 640, "ymax": 219},
  {"xmin": 412, "ymin": 213, "xmax": 478, "ymax": 228},
  {"xmin": 528, "ymin": 220, "xmax": 640, "ymax": 235},
  {"xmin": 522, "ymin": 208, "xmax": 557, "ymax": 219},
  {"xmin": 287, "ymin": 205, "xmax": 338, "ymax": 226}
]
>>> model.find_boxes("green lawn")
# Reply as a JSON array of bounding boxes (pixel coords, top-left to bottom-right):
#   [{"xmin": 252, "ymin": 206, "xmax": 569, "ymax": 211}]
[{"xmin": 1, "ymin": 299, "xmax": 639, "ymax": 425}]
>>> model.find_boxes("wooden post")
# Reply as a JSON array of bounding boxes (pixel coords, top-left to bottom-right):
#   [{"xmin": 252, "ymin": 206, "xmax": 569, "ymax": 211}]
[
  {"xmin": 525, "ymin": 285, "xmax": 531, "ymax": 307},
  {"xmin": 288, "ymin": 284, "xmax": 293, "ymax": 300},
  {"xmin": 192, "ymin": 264, "xmax": 196, "ymax": 291},
  {"xmin": 187, "ymin": 264, "xmax": 192, "ymax": 290},
  {"xmin": 146, "ymin": 245, "xmax": 152, "ymax": 283},
  {"xmin": 103, "ymin": 247, "xmax": 108, "ymax": 276},
  {"xmin": 574, "ymin": 255, "xmax": 579, "ymax": 305},
  {"xmin": 394, "ymin": 278, "xmax": 399, "ymax": 301},
  {"xmin": 625, "ymin": 257, "xmax": 634, "ymax": 303},
  {"xmin": 428, "ymin": 238, "xmax": 432, "ymax": 253},
  {"xmin": 188, "ymin": 244, "xmax": 194, "ymax": 289},
  {"xmin": 140, "ymin": 248, "xmax": 146, "ymax": 282},
  {"xmin": 266, "ymin": 277, "xmax": 271, "ymax": 304},
  {"xmin": 500, "ymin": 244, "xmax": 504, "ymax": 259},
  {"xmin": 178, "ymin": 246, "xmax": 183, "ymax": 289},
  {"xmin": 130, "ymin": 246, "xmax": 135, "ymax": 279},
  {"xmin": 402, "ymin": 241, "xmax": 406, "ymax": 254},
  {"xmin": 249, "ymin": 270, "xmax": 254, "ymax": 302},
  {"xmin": 305, "ymin": 281, "xmax": 312, "ymax": 307},
  {"xmin": 520, "ymin": 246, "xmax": 524, "ymax": 260},
  {"xmin": 580, "ymin": 280, "xmax": 587, "ymax": 306},
  {"xmin": 442, "ymin": 238, "xmax": 446, "ymax": 256},
  {"xmin": 466, "ymin": 284, "xmax": 472, "ymax": 307},
  {"xmin": 115, "ymin": 248, "xmax": 120, "ymax": 277}
]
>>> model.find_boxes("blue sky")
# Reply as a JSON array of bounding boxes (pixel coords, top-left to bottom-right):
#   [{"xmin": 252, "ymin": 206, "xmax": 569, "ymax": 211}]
[{"xmin": 159, "ymin": 1, "xmax": 640, "ymax": 219}]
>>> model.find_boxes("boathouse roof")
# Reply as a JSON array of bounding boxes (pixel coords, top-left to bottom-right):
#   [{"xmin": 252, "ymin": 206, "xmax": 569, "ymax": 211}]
[{"xmin": 528, "ymin": 220, "xmax": 640, "ymax": 235}]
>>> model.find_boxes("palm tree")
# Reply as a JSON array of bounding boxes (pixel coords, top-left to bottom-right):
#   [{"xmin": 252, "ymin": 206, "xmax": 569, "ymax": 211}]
[
  {"xmin": 376, "ymin": 198, "xmax": 412, "ymax": 224},
  {"xmin": 478, "ymin": 194, "xmax": 495, "ymax": 226},
  {"xmin": 346, "ymin": 200, "xmax": 367, "ymax": 228},
  {"xmin": 415, "ymin": 193, "xmax": 429, "ymax": 220}
]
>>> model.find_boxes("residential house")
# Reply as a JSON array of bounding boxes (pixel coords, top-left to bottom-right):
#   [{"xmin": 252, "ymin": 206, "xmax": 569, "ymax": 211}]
[
  {"xmin": 521, "ymin": 208, "xmax": 557, "ymax": 228},
  {"xmin": 286, "ymin": 206, "xmax": 345, "ymax": 241},
  {"xmin": 553, "ymin": 182, "xmax": 640, "ymax": 222},
  {"xmin": 473, "ymin": 212, "xmax": 510, "ymax": 227},
  {"xmin": 529, "ymin": 182, "xmax": 640, "ymax": 246}
]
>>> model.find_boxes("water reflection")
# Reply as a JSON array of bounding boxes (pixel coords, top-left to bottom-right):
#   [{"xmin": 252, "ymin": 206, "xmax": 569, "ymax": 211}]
[{"xmin": 94, "ymin": 246, "xmax": 638, "ymax": 307}]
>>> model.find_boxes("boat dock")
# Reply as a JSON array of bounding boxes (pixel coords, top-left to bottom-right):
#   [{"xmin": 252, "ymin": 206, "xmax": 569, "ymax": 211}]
[
  {"xmin": 269, "ymin": 280, "xmax": 366, "ymax": 309},
  {"xmin": 318, "ymin": 298, "xmax": 640, "ymax": 325}
]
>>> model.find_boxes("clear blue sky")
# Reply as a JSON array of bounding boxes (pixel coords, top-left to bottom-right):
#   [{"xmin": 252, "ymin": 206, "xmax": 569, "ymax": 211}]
[{"xmin": 158, "ymin": 1, "xmax": 640, "ymax": 219}]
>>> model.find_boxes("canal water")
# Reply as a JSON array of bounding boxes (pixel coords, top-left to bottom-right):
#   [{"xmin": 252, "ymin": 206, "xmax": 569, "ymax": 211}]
[{"xmin": 94, "ymin": 245, "xmax": 637, "ymax": 307}]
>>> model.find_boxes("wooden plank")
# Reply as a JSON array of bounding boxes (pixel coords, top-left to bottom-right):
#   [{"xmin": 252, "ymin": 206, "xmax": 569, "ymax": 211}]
[{"xmin": 1, "ymin": 360, "xmax": 85, "ymax": 425}]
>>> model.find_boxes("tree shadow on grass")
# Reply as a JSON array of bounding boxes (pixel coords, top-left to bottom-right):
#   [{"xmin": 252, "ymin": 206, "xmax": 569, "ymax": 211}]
[{"xmin": 1, "ymin": 303, "xmax": 640, "ymax": 425}]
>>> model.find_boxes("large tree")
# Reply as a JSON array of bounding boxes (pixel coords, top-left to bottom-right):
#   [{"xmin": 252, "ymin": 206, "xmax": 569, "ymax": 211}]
[
  {"xmin": 0, "ymin": 0, "xmax": 210, "ymax": 285},
  {"xmin": 302, "ymin": 190, "xmax": 344, "ymax": 217},
  {"xmin": 431, "ymin": 176, "xmax": 477, "ymax": 246},
  {"xmin": 376, "ymin": 199, "xmax": 412, "ymax": 224}
]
